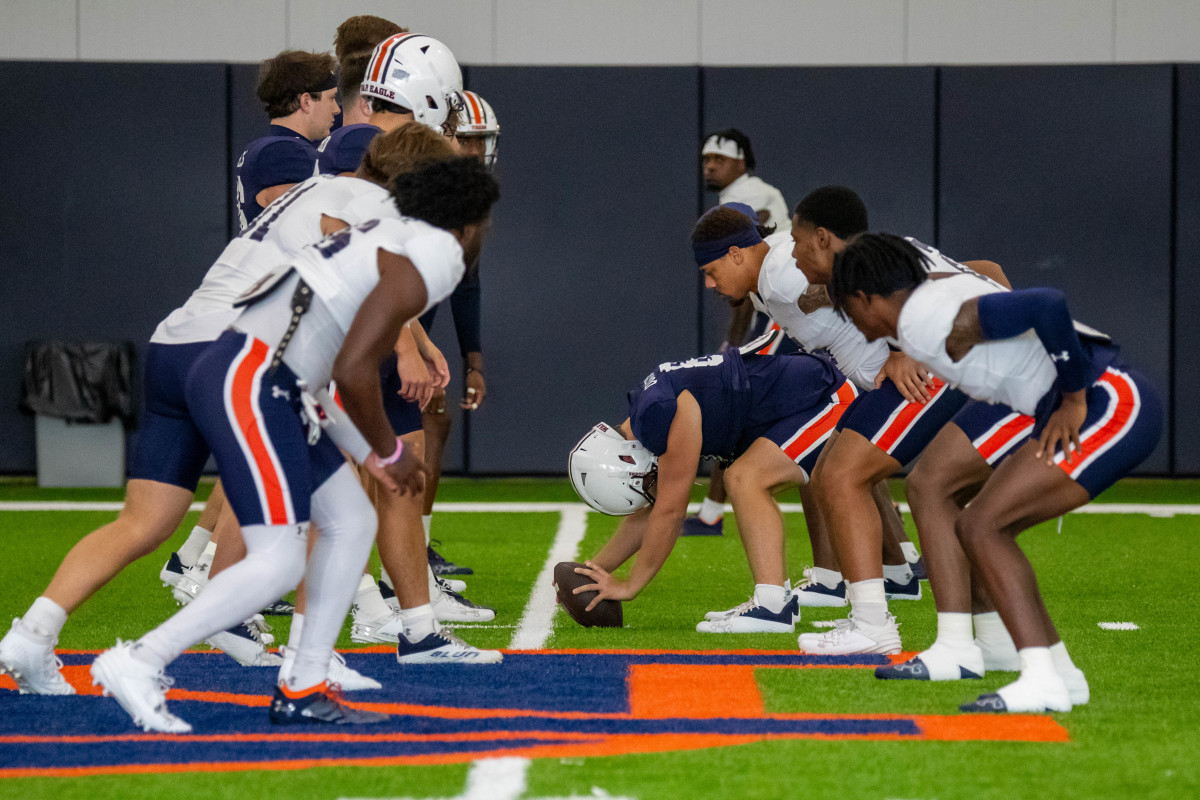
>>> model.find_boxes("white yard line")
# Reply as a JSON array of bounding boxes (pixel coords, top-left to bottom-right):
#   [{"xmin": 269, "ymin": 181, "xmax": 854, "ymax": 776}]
[{"xmin": 508, "ymin": 506, "xmax": 590, "ymax": 651}]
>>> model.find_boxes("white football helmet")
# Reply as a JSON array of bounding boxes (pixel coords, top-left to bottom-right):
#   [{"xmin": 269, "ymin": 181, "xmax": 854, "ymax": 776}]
[
  {"xmin": 569, "ymin": 423, "xmax": 657, "ymax": 516},
  {"xmin": 457, "ymin": 90, "xmax": 500, "ymax": 167},
  {"xmin": 360, "ymin": 33, "xmax": 463, "ymax": 131}
]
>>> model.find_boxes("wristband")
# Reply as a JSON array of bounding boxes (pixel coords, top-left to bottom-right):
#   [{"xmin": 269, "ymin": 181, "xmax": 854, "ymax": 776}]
[{"xmin": 376, "ymin": 437, "xmax": 404, "ymax": 466}]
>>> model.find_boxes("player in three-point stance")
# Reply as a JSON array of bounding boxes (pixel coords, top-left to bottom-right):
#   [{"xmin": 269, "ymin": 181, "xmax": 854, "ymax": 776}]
[{"xmin": 828, "ymin": 233, "xmax": 1162, "ymax": 713}]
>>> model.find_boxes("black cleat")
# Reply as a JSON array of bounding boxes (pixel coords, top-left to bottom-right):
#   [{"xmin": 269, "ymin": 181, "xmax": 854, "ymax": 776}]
[
  {"xmin": 269, "ymin": 684, "xmax": 389, "ymax": 725},
  {"xmin": 960, "ymin": 693, "xmax": 1008, "ymax": 713},
  {"xmin": 910, "ymin": 556, "xmax": 928, "ymax": 581},
  {"xmin": 261, "ymin": 600, "xmax": 295, "ymax": 616},
  {"xmin": 428, "ymin": 543, "xmax": 472, "ymax": 576},
  {"xmin": 681, "ymin": 516, "xmax": 724, "ymax": 537}
]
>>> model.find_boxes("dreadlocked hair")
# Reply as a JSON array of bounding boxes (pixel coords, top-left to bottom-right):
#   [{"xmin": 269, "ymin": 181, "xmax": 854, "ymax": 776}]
[
  {"xmin": 691, "ymin": 205, "xmax": 771, "ymax": 244},
  {"xmin": 391, "ymin": 156, "xmax": 500, "ymax": 232},
  {"xmin": 829, "ymin": 233, "xmax": 930, "ymax": 315}
]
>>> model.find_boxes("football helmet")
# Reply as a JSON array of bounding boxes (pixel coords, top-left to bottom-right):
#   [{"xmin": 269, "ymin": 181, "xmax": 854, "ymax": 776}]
[
  {"xmin": 569, "ymin": 423, "xmax": 657, "ymax": 515},
  {"xmin": 360, "ymin": 33, "xmax": 463, "ymax": 131},
  {"xmin": 457, "ymin": 90, "xmax": 500, "ymax": 167}
]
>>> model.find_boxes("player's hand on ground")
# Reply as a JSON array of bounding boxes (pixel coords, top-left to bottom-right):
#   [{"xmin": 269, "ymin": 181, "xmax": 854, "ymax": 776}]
[
  {"xmin": 461, "ymin": 368, "xmax": 486, "ymax": 410},
  {"xmin": 395, "ymin": 348, "xmax": 435, "ymax": 409},
  {"xmin": 877, "ymin": 350, "xmax": 935, "ymax": 404},
  {"xmin": 1036, "ymin": 389, "xmax": 1087, "ymax": 466},
  {"xmin": 573, "ymin": 561, "xmax": 636, "ymax": 611}
]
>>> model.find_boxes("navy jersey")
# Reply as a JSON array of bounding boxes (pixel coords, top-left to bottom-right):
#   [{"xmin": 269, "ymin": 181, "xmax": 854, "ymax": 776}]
[
  {"xmin": 235, "ymin": 125, "xmax": 318, "ymax": 229},
  {"xmin": 628, "ymin": 350, "xmax": 842, "ymax": 462},
  {"xmin": 316, "ymin": 123, "xmax": 381, "ymax": 175}
]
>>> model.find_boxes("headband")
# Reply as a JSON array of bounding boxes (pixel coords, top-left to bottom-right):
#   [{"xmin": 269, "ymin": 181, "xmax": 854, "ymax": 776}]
[
  {"xmin": 308, "ymin": 71, "xmax": 338, "ymax": 95},
  {"xmin": 701, "ymin": 135, "xmax": 743, "ymax": 160},
  {"xmin": 691, "ymin": 205, "xmax": 763, "ymax": 267}
]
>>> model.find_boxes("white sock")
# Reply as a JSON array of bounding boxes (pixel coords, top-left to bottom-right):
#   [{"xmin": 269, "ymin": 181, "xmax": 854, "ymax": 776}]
[
  {"xmin": 883, "ymin": 562, "xmax": 913, "ymax": 584},
  {"xmin": 698, "ymin": 497, "xmax": 724, "ymax": 525},
  {"xmin": 899, "ymin": 541, "xmax": 921, "ymax": 564},
  {"xmin": 973, "ymin": 611, "xmax": 1016, "ymax": 651},
  {"xmin": 847, "ymin": 579, "xmax": 888, "ymax": 627},
  {"xmin": 353, "ymin": 573, "xmax": 393, "ymax": 621},
  {"xmin": 177, "ymin": 525, "xmax": 213, "ymax": 568},
  {"xmin": 809, "ymin": 567, "xmax": 842, "ymax": 589},
  {"xmin": 1049, "ymin": 641, "xmax": 1078, "ymax": 673},
  {"xmin": 933, "ymin": 612, "xmax": 974, "ymax": 649},
  {"xmin": 753, "ymin": 584, "xmax": 788, "ymax": 614},
  {"xmin": 422, "ymin": 515, "xmax": 432, "ymax": 546},
  {"xmin": 1017, "ymin": 646, "xmax": 1058, "ymax": 683},
  {"xmin": 194, "ymin": 540, "xmax": 217, "ymax": 570},
  {"xmin": 287, "ymin": 613, "xmax": 305, "ymax": 650},
  {"xmin": 20, "ymin": 596, "xmax": 67, "ymax": 639},
  {"xmin": 399, "ymin": 604, "xmax": 438, "ymax": 640}
]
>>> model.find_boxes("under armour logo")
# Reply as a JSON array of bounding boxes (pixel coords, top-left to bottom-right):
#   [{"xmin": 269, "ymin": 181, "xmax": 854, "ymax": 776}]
[
  {"xmin": 272, "ymin": 386, "xmax": 291, "ymax": 400},
  {"xmin": 1050, "ymin": 351, "xmax": 1070, "ymax": 363}
]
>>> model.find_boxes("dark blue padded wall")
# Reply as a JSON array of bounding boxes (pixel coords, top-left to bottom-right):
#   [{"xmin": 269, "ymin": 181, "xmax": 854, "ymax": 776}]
[
  {"xmin": 1175, "ymin": 66, "xmax": 1200, "ymax": 474},
  {"xmin": 461, "ymin": 67, "xmax": 700, "ymax": 472},
  {"xmin": 700, "ymin": 67, "xmax": 936, "ymax": 353},
  {"xmin": 0, "ymin": 63, "xmax": 230, "ymax": 472},
  {"xmin": 939, "ymin": 65, "xmax": 1173, "ymax": 473}
]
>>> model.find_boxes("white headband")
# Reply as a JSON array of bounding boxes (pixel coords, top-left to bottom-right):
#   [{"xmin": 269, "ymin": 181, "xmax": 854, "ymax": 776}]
[{"xmin": 701, "ymin": 135, "xmax": 743, "ymax": 160}]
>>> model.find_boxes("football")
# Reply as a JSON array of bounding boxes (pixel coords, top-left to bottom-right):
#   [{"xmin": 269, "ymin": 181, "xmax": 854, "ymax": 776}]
[{"xmin": 553, "ymin": 561, "xmax": 623, "ymax": 628}]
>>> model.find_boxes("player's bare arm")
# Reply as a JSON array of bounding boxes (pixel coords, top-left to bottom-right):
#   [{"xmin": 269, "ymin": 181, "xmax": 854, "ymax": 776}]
[
  {"xmin": 963, "ymin": 259, "xmax": 1011, "ymax": 289},
  {"xmin": 332, "ymin": 248, "xmax": 432, "ymax": 494},
  {"xmin": 320, "ymin": 214, "xmax": 350, "ymax": 237},
  {"xmin": 796, "ymin": 284, "xmax": 831, "ymax": 314},
  {"xmin": 393, "ymin": 323, "xmax": 436, "ymax": 409}
]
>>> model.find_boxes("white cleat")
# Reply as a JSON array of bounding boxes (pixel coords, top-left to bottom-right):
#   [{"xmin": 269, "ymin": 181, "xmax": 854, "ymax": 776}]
[
  {"xmin": 704, "ymin": 598, "xmax": 755, "ymax": 622},
  {"xmin": 205, "ymin": 617, "xmax": 282, "ymax": 667},
  {"xmin": 159, "ymin": 552, "xmax": 186, "ymax": 589},
  {"xmin": 91, "ymin": 641, "xmax": 192, "ymax": 733},
  {"xmin": 696, "ymin": 595, "xmax": 799, "ymax": 633},
  {"xmin": 277, "ymin": 646, "xmax": 382, "ymax": 691},
  {"xmin": 171, "ymin": 563, "xmax": 209, "ymax": 606},
  {"xmin": 0, "ymin": 618, "xmax": 75, "ymax": 695},
  {"xmin": 441, "ymin": 577, "xmax": 467, "ymax": 594},
  {"xmin": 962, "ymin": 672, "xmax": 1073, "ymax": 713},
  {"xmin": 350, "ymin": 612, "xmax": 406, "ymax": 645},
  {"xmin": 798, "ymin": 612, "xmax": 902, "ymax": 655},
  {"xmin": 396, "ymin": 628, "xmax": 503, "ymax": 664},
  {"xmin": 792, "ymin": 568, "xmax": 849, "ymax": 608},
  {"xmin": 1059, "ymin": 665, "xmax": 1090, "ymax": 706},
  {"xmin": 875, "ymin": 642, "xmax": 985, "ymax": 681},
  {"xmin": 432, "ymin": 578, "xmax": 495, "ymax": 623}
]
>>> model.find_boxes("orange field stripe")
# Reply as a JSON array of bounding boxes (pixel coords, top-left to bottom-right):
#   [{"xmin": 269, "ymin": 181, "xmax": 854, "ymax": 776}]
[{"xmin": 628, "ymin": 664, "xmax": 764, "ymax": 718}]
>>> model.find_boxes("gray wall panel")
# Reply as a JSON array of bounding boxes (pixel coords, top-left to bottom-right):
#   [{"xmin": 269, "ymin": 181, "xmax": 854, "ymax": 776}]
[
  {"xmin": 939, "ymin": 65, "xmax": 1173, "ymax": 472},
  {"xmin": 461, "ymin": 67, "xmax": 700, "ymax": 473},
  {"xmin": 1175, "ymin": 65, "xmax": 1200, "ymax": 474},
  {"xmin": 0, "ymin": 63, "xmax": 230, "ymax": 472},
  {"xmin": 701, "ymin": 66, "xmax": 936, "ymax": 353}
]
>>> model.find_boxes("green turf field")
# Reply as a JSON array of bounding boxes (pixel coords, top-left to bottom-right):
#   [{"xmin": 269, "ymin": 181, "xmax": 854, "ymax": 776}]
[{"xmin": 1, "ymin": 477, "xmax": 1197, "ymax": 799}]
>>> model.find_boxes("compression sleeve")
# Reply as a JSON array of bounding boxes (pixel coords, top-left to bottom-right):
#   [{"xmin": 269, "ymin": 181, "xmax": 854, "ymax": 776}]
[
  {"xmin": 449, "ymin": 265, "xmax": 482, "ymax": 356},
  {"xmin": 313, "ymin": 387, "xmax": 372, "ymax": 463},
  {"xmin": 977, "ymin": 288, "xmax": 1089, "ymax": 392}
]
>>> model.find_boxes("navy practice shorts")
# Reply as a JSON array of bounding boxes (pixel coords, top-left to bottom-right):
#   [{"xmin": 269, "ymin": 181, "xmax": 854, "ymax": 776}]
[
  {"xmin": 184, "ymin": 331, "xmax": 345, "ymax": 526},
  {"xmin": 952, "ymin": 400, "xmax": 1035, "ymax": 468},
  {"xmin": 835, "ymin": 377, "xmax": 969, "ymax": 467},
  {"xmin": 128, "ymin": 341, "xmax": 215, "ymax": 491},
  {"xmin": 379, "ymin": 353, "xmax": 424, "ymax": 436},
  {"xmin": 741, "ymin": 380, "xmax": 859, "ymax": 482}
]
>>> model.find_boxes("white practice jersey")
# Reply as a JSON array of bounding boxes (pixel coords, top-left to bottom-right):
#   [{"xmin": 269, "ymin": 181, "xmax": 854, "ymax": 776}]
[
  {"xmin": 151, "ymin": 175, "xmax": 395, "ymax": 345},
  {"xmin": 234, "ymin": 217, "xmax": 464, "ymax": 392},
  {"xmin": 897, "ymin": 271, "xmax": 1056, "ymax": 416},
  {"xmin": 719, "ymin": 174, "xmax": 790, "ymax": 234},
  {"xmin": 749, "ymin": 232, "xmax": 888, "ymax": 390}
]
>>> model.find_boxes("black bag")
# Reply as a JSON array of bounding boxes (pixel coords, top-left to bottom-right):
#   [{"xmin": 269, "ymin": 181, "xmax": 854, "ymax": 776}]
[{"xmin": 19, "ymin": 341, "xmax": 137, "ymax": 425}]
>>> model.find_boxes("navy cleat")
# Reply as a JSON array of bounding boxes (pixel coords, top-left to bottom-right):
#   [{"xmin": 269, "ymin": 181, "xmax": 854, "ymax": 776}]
[
  {"xmin": 428, "ymin": 543, "xmax": 473, "ymax": 576},
  {"xmin": 696, "ymin": 594, "xmax": 798, "ymax": 633},
  {"xmin": 681, "ymin": 515, "xmax": 724, "ymax": 537},
  {"xmin": 909, "ymin": 556, "xmax": 928, "ymax": 581},
  {"xmin": 876, "ymin": 656, "xmax": 983, "ymax": 681},
  {"xmin": 960, "ymin": 693, "xmax": 1009, "ymax": 713},
  {"xmin": 158, "ymin": 552, "xmax": 185, "ymax": 589},
  {"xmin": 261, "ymin": 599, "xmax": 295, "ymax": 616},
  {"xmin": 884, "ymin": 574, "xmax": 922, "ymax": 601},
  {"xmin": 396, "ymin": 629, "xmax": 503, "ymax": 664},
  {"xmin": 269, "ymin": 683, "xmax": 389, "ymax": 725}
]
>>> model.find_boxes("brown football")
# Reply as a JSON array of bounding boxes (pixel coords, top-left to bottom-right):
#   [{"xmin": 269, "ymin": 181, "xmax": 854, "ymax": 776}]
[{"xmin": 553, "ymin": 561, "xmax": 623, "ymax": 628}]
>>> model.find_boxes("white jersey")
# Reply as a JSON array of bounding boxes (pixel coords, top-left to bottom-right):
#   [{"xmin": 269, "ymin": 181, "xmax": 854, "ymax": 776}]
[
  {"xmin": 719, "ymin": 173, "xmax": 790, "ymax": 234},
  {"xmin": 749, "ymin": 232, "xmax": 888, "ymax": 390},
  {"xmin": 151, "ymin": 175, "xmax": 395, "ymax": 345},
  {"xmin": 897, "ymin": 273, "xmax": 1056, "ymax": 416},
  {"xmin": 235, "ymin": 217, "xmax": 464, "ymax": 392}
]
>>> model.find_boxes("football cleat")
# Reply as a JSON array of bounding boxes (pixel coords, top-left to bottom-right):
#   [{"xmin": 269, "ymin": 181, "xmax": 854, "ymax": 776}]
[
  {"xmin": 171, "ymin": 562, "xmax": 209, "ymax": 606},
  {"xmin": 696, "ymin": 595, "xmax": 799, "ymax": 633},
  {"xmin": 681, "ymin": 515, "xmax": 724, "ymax": 537},
  {"xmin": 432, "ymin": 578, "xmax": 494, "ymax": 623},
  {"xmin": 277, "ymin": 646, "xmax": 381, "ymax": 691},
  {"xmin": 395, "ymin": 628, "xmax": 503, "ymax": 664},
  {"xmin": 428, "ymin": 543, "xmax": 473, "ymax": 576},
  {"xmin": 159, "ymin": 552, "xmax": 185, "ymax": 589},
  {"xmin": 909, "ymin": 556, "xmax": 928, "ymax": 581},
  {"xmin": 378, "ymin": 579, "xmax": 401, "ymax": 613},
  {"xmin": 0, "ymin": 618, "xmax": 75, "ymax": 695},
  {"xmin": 883, "ymin": 573, "xmax": 922, "ymax": 601},
  {"xmin": 91, "ymin": 640, "xmax": 192, "ymax": 733},
  {"xmin": 205, "ymin": 617, "xmax": 282, "ymax": 667},
  {"xmin": 798, "ymin": 612, "xmax": 902, "ymax": 655},
  {"xmin": 261, "ymin": 599, "xmax": 295, "ymax": 616},
  {"xmin": 961, "ymin": 672, "xmax": 1072, "ymax": 713},
  {"xmin": 350, "ymin": 612, "xmax": 406, "ymax": 645},
  {"xmin": 875, "ymin": 643, "xmax": 984, "ymax": 681},
  {"xmin": 1060, "ymin": 665, "xmax": 1090, "ymax": 706},
  {"xmin": 268, "ymin": 683, "xmax": 390, "ymax": 725},
  {"xmin": 793, "ymin": 568, "xmax": 848, "ymax": 607},
  {"xmin": 704, "ymin": 597, "xmax": 755, "ymax": 622}
]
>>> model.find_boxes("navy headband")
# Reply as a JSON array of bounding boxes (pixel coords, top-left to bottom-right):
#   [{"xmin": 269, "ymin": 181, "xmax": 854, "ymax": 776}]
[
  {"xmin": 692, "ymin": 202, "xmax": 763, "ymax": 267},
  {"xmin": 308, "ymin": 71, "xmax": 338, "ymax": 95}
]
